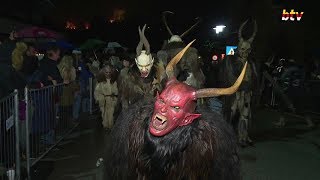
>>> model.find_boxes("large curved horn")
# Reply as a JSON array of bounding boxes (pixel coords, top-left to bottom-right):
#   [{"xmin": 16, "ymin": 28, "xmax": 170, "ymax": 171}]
[
  {"xmin": 136, "ymin": 26, "xmax": 143, "ymax": 56},
  {"xmin": 248, "ymin": 20, "xmax": 257, "ymax": 43},
  {"xmin": 180, "ymin": 17, "xmax": 202, "ymax": 38},
  {"xmin": 141, "ymin": 24, "xmax": 151, "ymax": 54},
  {"xmin": 136, "ymin": 24, "xmax": 150, "ymax": 55},
  {"xmin": 162, "ymin": 11, "xmax": 174, "ymax": 36},
  {"xmin": 238, "ymin": 19, "xmax": 249, "ymax": 42},
  {"xmin": 195, "ymin": 62, "xmax": 247, "ymax": 98},
  {"xmin": 166, "ymin": 39, "xmax": 196, "ymax": 78}
]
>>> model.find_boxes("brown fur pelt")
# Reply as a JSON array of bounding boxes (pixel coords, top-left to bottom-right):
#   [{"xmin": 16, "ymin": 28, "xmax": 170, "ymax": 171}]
[
  {"xmin": 104, "ymin": 99, "xmax": 241, "ymax": 180},
  {"xmin": 118, "ymin": 62, "xmax": 165, "ymax": 107},
  {"xmin": 158, "ymin": 46, "xmax": 205, "ymax": 89}
]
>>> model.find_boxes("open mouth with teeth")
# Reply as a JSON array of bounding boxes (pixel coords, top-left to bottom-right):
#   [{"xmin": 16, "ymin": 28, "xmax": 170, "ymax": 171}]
[
  {"xmin": 152, "ymin": 113, "xmax": 168, "ymax": 131},
  {"xmin": 140, "ymin": 71, "xmax": 149, "ymax": 78}
]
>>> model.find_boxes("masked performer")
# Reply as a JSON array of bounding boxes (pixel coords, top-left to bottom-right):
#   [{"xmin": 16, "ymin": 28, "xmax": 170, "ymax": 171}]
[
  {"xmin": 157, "ymin": 11, "xmax": 205, "ymax": 89},
  {"xmin": 94, "ymin": 65, "xmax": 118, "ymax": 130},
  {"xmin": 118, "ymin": 24, "xmax": 165, "ymax": 109},
  {"xmin": 222, "ymin": 19, "xmax": 258, "ymax": 147},
  {"xmin": 104, "ymin": 40, "xmax": 247, "ymax": 180}
]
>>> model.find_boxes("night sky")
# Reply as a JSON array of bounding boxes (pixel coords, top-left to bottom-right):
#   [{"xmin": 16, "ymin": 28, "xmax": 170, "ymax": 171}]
[
  {"xmin": 40, "ymin": 0, "xmax": 232, "ymax": 49},
  {"xmin": 1, "ymin": 0, "xmax": 317, "ymax": 58}
]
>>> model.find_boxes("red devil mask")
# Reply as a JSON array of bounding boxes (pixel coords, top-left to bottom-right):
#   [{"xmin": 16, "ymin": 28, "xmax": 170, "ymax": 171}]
[{"xmin": 149, "ymin": 40, "xmax": 248, "ymax": 136}]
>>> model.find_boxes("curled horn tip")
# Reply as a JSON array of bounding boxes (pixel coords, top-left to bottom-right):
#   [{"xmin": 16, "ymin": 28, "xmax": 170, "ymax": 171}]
[
  {"xmin": 195, "ymin": 61, "xmax": 247, "ymax": 98},
  {"xmin": 165, "ymin": 39, "xmax": 196, "ymax": 78},
  {"xmin": 142, "ymin": 24, "xmax": 147, "ymax": 31}
]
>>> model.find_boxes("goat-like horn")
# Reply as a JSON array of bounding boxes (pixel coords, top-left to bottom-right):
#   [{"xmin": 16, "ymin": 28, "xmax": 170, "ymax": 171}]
[
  {"xmin": 162, "ymin": 11, "xmax": 174, "ymax": 36},
  {"xmin": 141, "ymin": 24, "xmax": 151, "ymax": 54},
  {"xmin": 195, "ymin": 62, "xmax": 247, "ymax": 98},
  {"xmin": 180, "ymin": 17, "xmax": 202, "ymax": 38},
  {"xmin": 238, "ymin": 19, "xmax": 249, "ymax": 42},
  {"xmin": 136, "ymin": 26, "xmax": 144, "ymax": 56},
  {"xmin": 166, "ymin": 39, "xmax": 196, "ymax": 78},
  {"xmin": 248, "ymin": 20, "xmax": 257, "ymax": 43}
]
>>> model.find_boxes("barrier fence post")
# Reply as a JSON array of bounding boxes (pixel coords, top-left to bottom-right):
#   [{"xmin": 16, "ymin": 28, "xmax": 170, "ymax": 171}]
[
  {"xmin": 14, "ymin": 89, "xmax": 21, "ymax": 179},
  {"xmin": 89, "ymin": 78, "xmax": 93, "ymax": 114},
  {"xmin": 25, "ymin": 87, "xmax": 31, "ymax": 179}
]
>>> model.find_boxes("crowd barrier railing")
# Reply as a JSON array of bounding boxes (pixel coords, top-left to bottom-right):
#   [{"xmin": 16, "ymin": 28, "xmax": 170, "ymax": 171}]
[
  {"xmin": 23, "ymin": 80, "xmax": 87, "ymax": 179},
  {"xmin": 0, "ymin": 90, "xmax": 20, "ymax": 180},
  {"xmin": 1, "ymin": 77, "xmax": 95, "ymax": 180}
]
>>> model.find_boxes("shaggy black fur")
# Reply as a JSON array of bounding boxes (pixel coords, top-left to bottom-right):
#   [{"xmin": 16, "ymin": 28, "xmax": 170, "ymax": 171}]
[{"xmin": 104, "ymin": 99, "xmax": 241, "ymax": 180}]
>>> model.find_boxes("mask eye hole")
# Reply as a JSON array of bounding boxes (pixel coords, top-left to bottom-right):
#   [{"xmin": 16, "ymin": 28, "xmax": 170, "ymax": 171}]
[{"xmin": 172, "ymin": 106, "xmax": 180, "ymax": 111}]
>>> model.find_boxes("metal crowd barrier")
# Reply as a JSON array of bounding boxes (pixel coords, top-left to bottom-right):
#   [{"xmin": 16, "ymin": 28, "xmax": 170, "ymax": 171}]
[
  {"xmin": 0, "ymin": 77, "xmax": 95, "ymax": 179},
  {"xmin": 24, "ymin": 80, "xmax": 84, "ymax": 179},
  {"xmin": 0, "ymin": 90, "xmax": 20, "ymax": 180},
  {"xmin": 89, "ymin": 77, "xmax": 93, "ymax": 114}
]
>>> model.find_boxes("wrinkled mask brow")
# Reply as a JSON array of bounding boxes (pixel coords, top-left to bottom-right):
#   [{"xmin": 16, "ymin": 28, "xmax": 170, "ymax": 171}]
[{"xmin": 137, "ymin": 63, "xmax": 152, "ymax": 67}]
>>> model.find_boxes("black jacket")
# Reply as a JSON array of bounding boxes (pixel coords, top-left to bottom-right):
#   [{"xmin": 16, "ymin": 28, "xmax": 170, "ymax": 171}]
[
  {"xmin": 38, "ymin": 57, "xmax": 63, "ymax": 86},
  {"xmin": 21, "ymin": 54, "xmax": 39, "ymax": 76}
]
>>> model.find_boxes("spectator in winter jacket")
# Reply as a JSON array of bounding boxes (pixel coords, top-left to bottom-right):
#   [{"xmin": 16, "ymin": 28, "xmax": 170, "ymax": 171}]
[
  {"xmin": 12, "ymin": 41, "xmax": 28, "ymax": 71},
  {"xmin": 21, "ymin": 43, "xmax": 39, "ymax": 77},
  {"xmin": 38, "ymin": 46, "xmax": 63, "ymax": 87}
]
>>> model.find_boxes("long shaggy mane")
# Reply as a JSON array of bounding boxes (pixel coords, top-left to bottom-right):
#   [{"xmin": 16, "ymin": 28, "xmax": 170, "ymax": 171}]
[{"xmin": 104, "ymin": 99, "xmax": 240, "ymax": 180}]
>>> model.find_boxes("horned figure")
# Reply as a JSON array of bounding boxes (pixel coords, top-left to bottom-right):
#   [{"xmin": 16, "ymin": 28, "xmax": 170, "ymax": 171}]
[
  {"xmin": 162, "ymin": 11, "xmax": 201, "ymax": 44},
  {"xmin": 157, "ymin": 11, "xmax": 204, "ymax": 89},
  {"xmin": 224, "ymin": 19, "xmax": 258, "ymax": 147},
  {"xmin": 118, "ymin": 24, "xmax": 165, "ymax": 109},
  {"xmin": 104, "ymin": 40, "xmax": 247, "ymax": 180},
  {"xmin": 135, "ymin": 24, "xmax": 154, "ymax": 78},
  {"xmin": 238, "ymin": 19, "xmax": 257, "ymax": 62}
]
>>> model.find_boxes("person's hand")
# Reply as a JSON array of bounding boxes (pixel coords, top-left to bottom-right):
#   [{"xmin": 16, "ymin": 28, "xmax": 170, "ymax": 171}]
[
  {"xmin": 40, "ymin": 82, "xmax": 44, "ymax": 88},
  {"xmin": 63, "ymin": 80, "xmax": 70, "ymax": 84},
  {"xmin": 52, "ymin": 80, "xmax": 57, "ymax": 86}
]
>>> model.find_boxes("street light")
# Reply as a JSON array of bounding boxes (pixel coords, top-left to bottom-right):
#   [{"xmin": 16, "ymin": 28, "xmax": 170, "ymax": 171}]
[{"xmin": 213, "ymin": 25, "xmax": 226, "ymax": 34}]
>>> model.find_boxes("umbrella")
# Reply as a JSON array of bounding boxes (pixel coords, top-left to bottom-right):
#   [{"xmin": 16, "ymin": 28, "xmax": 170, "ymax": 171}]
[
  {"xmin": 80, "ymin": 39, "xmax": 106, "ymax": 60},
  {"xmin": 105, "ymin": 41, "xmax": 128, "ymax": 54},
  {"xmin": 80, "ymin": 39, "xmax": 106, "ymax": 50},
  {"xmin": 107, "ymin": 42, "xmax": 122, "ymax": 48},
  {"xmin": 16, "ymin": 26, "xmax": 61, "ymax": 39}
]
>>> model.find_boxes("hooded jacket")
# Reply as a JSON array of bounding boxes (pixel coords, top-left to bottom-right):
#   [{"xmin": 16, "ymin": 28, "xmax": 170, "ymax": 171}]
[{"xmin": 12, "ymin": 42, "xmax": 28, "ymax": 71}]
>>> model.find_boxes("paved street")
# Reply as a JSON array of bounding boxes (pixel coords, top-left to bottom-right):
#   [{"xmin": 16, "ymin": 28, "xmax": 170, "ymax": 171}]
[
  {"xmin": 41, "ymin": 108, "xmax": 320, "ymax": 180},
  {"xmin": 240, "ymin": 109, "xmax": 320, "ymax": 180}
]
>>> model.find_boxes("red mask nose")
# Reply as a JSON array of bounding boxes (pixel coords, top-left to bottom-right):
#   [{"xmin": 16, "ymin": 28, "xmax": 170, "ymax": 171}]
[{"xmin": 160, "ymin": 106, "xmax": 167, "ymax": 113}]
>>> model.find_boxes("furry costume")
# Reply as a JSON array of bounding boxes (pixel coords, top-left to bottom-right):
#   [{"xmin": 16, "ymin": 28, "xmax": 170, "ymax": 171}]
[
  {"xmin": 95, "ymin": 66, "xmax": 118, "ymax": 129},
  {"xmin": 105, "ymin": 99, "xmax": 240, "ymax": 180},
  {"xmin": 119, "ymin": 64, "xmax": 164, "ymax": 109},
  {"xmin": 119, "ymin": 25, "xmax": 165, "ymax": 109},
  {"xmin": 221, "ymin": 19, "xmax": 258, "ymax": 146},
  {"xmin": 157, "ymin": 11, "xmax": 205, "ymax": 89},
  {"xmin": 104, "ymin": 41, "xmax": 246, "ymax": 180}
]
